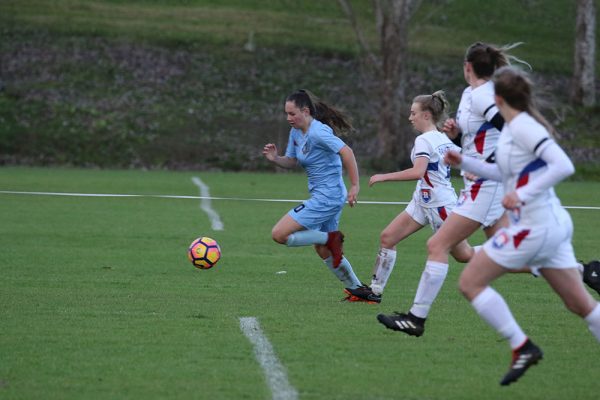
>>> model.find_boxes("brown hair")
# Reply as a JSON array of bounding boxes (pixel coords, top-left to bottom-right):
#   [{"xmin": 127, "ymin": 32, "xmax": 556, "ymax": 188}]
[
  {"xmin": 492, "ymin": 66, "xmax": 554, "ymax": 135},
  {"xmin": 465, "ymin": 42, "xmax": 529, "ymax": 79},
  {"xmin": 285, "ymin": 89, "xmax": 353, "ymax": 135},
  {"xmin": 412, "ymin": 90, "xmax": 450, "ymax": 130}
]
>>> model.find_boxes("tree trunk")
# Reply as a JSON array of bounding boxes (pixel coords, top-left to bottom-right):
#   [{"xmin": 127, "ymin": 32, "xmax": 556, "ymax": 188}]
[
  {"xmin": 373, "ymin": 0, "xmax": 416, "ymax": 169},
  {"xmin": 339, "ymin": 0, "xmax": 420, "ymax": 170},
  {"xmin": 571, "ymin": 0, "xmax": 596, "ymax": 107}
]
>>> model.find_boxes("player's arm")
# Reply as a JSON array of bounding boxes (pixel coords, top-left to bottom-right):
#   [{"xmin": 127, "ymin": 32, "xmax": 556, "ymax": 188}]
[
  {"xmin": 339, "ymin": 145, "xmax": 359, "ymax": 207},
  {"xmin": 514, "ymin": 140, "xmax": 575, "ymax": 205},
  {"xmin": 262, "ymin": 143, "xmax": 297, "ymax": 169},
  {"xmin": 369, "ymin": 156, "xmax": 428, "ymax": 186},
  {"xmin": 445, "ymin": 150, "xmax": 502, "ymax": 182}
]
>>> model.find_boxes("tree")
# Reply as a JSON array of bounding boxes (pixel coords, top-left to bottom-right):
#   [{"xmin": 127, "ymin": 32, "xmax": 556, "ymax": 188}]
[
  {"xmin": 338, "ymin": 0, "xmax": 422, "ymax": 169},
  {"xmin": 570, "ymin": 0, "xmax": 596, "ymax": 107}
]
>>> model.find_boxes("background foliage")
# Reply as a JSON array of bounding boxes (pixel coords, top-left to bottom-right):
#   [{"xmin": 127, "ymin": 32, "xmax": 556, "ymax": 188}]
[{"xmin": 0, "ymin": 0, "xmax": 599, "ymax": 173}]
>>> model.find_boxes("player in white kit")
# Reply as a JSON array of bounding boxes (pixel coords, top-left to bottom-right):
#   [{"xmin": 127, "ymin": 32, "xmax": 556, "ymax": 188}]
[
  {"xmin": 347, "ymin": 91, "xmax": 467, "ymax": 305},
  {"xmin": 445, "ymin": 66, "xmax": 600, "ymax": 386},
  {"xmin": 376, "ymin": 42, "xmax": 521, "ymax": 336}
]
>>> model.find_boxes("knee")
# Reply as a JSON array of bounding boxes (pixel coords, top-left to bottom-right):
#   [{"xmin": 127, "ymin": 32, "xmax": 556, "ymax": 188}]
[
  {"xmin": 379, "ymin": 230, "xmax": 395, "ymax": 249},
  {"xmin": 271, "ymin": 228, "xmax": 288, "ymax": 245},
  {"xmin": 452, "ymin": 247, "xmax": 473, "ymax": 263},
  {"xmin": 458, "ymin": 273, "xmax": 476, "ymax": 300},
  {"xmin": 427, "ymin": 236, "xmax": 448, "ymax": 258}
]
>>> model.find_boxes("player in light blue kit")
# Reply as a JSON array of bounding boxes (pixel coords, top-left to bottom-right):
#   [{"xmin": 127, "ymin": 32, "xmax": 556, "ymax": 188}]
[{"xmin": 263, "ymin": 89, "xmax": 370, "ymax": 301}]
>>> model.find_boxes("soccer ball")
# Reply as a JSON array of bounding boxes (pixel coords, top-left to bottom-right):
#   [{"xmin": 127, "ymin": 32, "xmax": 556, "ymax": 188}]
[{"xmin": 188, "ymin": 237, "xmax": 221, "ymax": 269}]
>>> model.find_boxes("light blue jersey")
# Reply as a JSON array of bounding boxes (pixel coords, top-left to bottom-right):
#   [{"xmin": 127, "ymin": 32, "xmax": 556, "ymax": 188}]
[{"xmin": 285, "ymin": 119, "xmax": 347, "ymax": 230}]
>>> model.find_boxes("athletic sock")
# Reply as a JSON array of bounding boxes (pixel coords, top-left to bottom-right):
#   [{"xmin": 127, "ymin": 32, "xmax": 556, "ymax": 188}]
[
  {"xmin": 286, "ymin": 230, "xmax": 327, "ymax": 247},
  {"xmin": 584, "ymin": 303, "xmax": 600, "ymax": 341},
  {"xmin": 370, "ymin": 247, "xmax": 397, "ymax": 295},
  {"xmin": 409, "ymin": 260, "xmax": 448, "ymax": 319},
  {"xmin": 471, "ymin": 286, "xmax": 527, "ymax": 349},
  {"xmin": 324, "ymin": 256, "xmax": 362, "ymax": 289}
]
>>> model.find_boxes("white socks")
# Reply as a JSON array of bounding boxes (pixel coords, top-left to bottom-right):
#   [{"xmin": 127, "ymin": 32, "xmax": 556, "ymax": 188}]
[
  {"xmin": 471, "ymin": 286, "xmax": 527, "ymax": 349},
  {"xmin": 370, "ymin": 248, "xmax": 397, "ymax": 295},
  {"xmin": 409, "ymin": 261, "xmax": 448, "ymax": 319},
  {"xmin": 585, "ymin": 303, "xmax": 600, "ymax": 341}
]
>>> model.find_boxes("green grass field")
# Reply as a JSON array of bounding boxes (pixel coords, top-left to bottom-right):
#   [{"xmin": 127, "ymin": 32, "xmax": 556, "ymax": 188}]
[{"xmin": 1, "ymin": 167, "xmax": 599, "ymax": 399}]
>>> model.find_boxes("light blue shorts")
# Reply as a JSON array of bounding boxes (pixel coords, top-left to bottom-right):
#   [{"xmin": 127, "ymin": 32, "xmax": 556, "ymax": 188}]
[{"xmin": 287, "ymin": 197, "xmax": 343, "ymax": 232}]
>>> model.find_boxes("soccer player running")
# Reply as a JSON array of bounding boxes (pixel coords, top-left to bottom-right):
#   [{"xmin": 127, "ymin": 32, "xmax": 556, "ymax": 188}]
[
  {"xmin": 263, "ymin": 89, "xmax": 371, "ymax": 301},
  {"xmin": 358, "ymin": 91, "xmax": 470, "ymax": 304},
  {"xmin": 445, "ymin": 66, "xmax": 600, "ymax": 386},
  {"xmin": 377, "ymin": 42, "xmax": 521, "ymax": 335}
]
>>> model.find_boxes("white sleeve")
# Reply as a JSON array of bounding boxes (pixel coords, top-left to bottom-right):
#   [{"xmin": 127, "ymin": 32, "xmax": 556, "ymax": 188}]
[
  {"xmin": 515, "ymin": 141, "xmax": 575, "ymax": 204},
  {"xmin": 460, "ymin": 156, "xmax": 503, "ymax": 182},
  {"xmin": 413, "ymin": 136, "xmax": 432, "ymax": 159}
]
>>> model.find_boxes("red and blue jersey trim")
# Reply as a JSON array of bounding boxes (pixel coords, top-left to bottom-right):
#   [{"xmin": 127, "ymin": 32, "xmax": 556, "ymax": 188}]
[
  {"xmin": 475, "ymin": 122, "xmax": 494, "ymax": 154},
  {"xmin": 516, "ymin": 159, "xmax": 547, "ymax": 188}
]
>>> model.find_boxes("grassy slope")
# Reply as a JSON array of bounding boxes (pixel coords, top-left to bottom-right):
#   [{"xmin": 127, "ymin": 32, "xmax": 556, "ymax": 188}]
[
  {"xmin": 0, "ymin": 0, "xmax": 598, "ymax": 175},
  {"xmin": 1, "ymin": 0, "xmax": 593, "ymax": 72}
]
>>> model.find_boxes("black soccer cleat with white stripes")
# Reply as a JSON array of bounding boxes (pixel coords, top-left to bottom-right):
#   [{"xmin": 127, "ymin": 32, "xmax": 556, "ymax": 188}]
[
  {"xmin": 376, "ymin": 312, "xmax": 425, "ymax": 337},
  {"xmin": 583, "ymin": 260, "xmax": 600, "ymax": 296},
  {"xmin": 500, "ymin": 339, "xmax": 543, "ymax": 386}
]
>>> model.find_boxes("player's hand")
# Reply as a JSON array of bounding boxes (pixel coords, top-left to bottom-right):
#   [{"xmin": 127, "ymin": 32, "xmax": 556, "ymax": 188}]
[
  {"xmin": 442, "ymin": 118, "xmax": 459, "ymax": 137},
  {"xmin": 444, "ymin": 150, "xmax": 462, "ymax": 167},
  {"xmin": 464, "ymin": 172, "xmax": 480, "ymax": 181},
  {"xmin": 262, "ymin": 143, "xmax": 277, "ymax": 161},
  {"xmin": 502, "ymin": 191, "xmax": 522, "ymax": 210},
  {"xmin": 369, "ymin": 174, "xmax": 383, "ymax": 187},
  {"xmin": 347, "ymin": 185, "xmax": 359, "ymax": 207}
]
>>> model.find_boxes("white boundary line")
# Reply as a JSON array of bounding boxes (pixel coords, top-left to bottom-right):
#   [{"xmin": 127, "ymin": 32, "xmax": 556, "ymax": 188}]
[
  {"xmin": 239, "ymin": 317, "xmax": 298, "ymax": 400},
  {"xmin": 191, "ymin": 177, "xmax": 224, "ymax": 231},
  {"xmin": 1, "ymin": 190, "xmax": 599, "ymax": 209}
]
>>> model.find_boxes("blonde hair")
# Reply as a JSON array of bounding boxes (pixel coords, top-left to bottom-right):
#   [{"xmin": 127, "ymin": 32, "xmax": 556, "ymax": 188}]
[{"xmin": 412, "ymin": 90, "xmax": 450, "ymax": 130}]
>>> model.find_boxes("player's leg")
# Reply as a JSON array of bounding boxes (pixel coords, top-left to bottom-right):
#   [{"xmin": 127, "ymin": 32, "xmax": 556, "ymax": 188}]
[
  {"xmin": 316, "ymin": 207, "xmax": 364, "ymax": 294},
  {"xmin": 271, "ymin": 213, "xmax": 307, "ymax": 244},
  {"xmin": 370, "ymin": 211, "xmax": 424, "ymax": 296},
  {"xmin": 406, "ymin": 214, "xmax": 480, "ymax": 321},
  {"xmin": 541, "ymin": 267, "xmax": 600, "ymax": 341},
  {"xmin": 460, "ymin": 250, "xmax": 541, "ymax": 385},
  {"xmin": 427, "ymin": 212, "xmax": 481, "ymax": 263},
  {"xmin": 377, "ymin": 207, "xmax": 466, "ymax": 335}
]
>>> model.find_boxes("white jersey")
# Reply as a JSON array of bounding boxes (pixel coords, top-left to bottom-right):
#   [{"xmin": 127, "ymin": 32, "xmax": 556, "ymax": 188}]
[
  {"xmin": 455, "ymin": 81, "xmax": 503, "ymax": 213},
  {"xmin": 456, "ymin": 81, "xmax": 501, "ymax": 161},
  {"xmin": 484, "ymin": 112, "xmax": 577, "ymax": 269},
  {"xmin": 495, "ymin": 112, "xmax": 565, "ymax": 225},
  {"xmin": 411, "ymin": 130, "xmax": 460, "ymax": 208}
]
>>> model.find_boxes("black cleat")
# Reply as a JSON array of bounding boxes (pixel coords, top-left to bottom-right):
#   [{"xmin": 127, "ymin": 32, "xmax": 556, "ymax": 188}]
[
  {"xmin": 343, "ymin": 285, "xmax": 382, "ymax": 304},
  {"xmin": 376, "ymin": 312, "xmax": 425, "ymax": 337},
  {"xmin": 500, "ymin": 339, "xmax": 543, "ymax": 386},
  {"xmin": 583, "ymin": 260, "xmax": 600, "ymax": 296}
]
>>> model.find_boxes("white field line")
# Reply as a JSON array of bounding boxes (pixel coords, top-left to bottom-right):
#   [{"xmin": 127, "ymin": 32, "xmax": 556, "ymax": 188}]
[
  {"xmin": 191, "ymin": 176, "xmax": 224, "ymax": 231},
  {"xmin": 239, "ymin": 317, "xmax": 298, "ymax": 400},
  {"xmin": 1, "ymin": 190, "xmax": 600, "ymax": 210}
]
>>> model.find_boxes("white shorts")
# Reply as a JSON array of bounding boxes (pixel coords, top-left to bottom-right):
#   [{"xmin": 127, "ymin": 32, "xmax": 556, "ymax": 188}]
[
  {"xmin": 483, "ymin": 211, "xmax": 578, "ymax": 272},
  {"xmin": 453, "ymin": 180, "xmax": 504, "ymax": 228},
  {"xmin": 405, "ymin": 198, "xmax": 453, "ymax": 232}
]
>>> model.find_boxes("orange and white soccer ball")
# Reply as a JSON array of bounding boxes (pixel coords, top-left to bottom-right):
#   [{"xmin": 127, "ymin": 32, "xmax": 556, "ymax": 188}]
[{"xmin": 188, "ymin": 237, "xmax": 221, "ymax": 269}]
